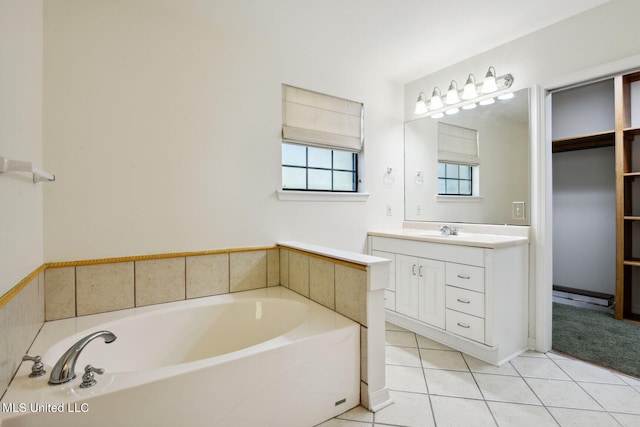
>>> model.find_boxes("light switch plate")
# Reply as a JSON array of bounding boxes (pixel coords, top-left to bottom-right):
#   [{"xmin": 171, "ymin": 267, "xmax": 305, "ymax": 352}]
[{"xmin": 512, "ymin": 201, "xmax": 525, "ymax": 220}]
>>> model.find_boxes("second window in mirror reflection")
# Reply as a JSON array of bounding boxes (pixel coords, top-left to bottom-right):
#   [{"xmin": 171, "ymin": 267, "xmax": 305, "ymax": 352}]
[{"xmin": 438, "ymin": 162, "xmax": 472, "ymax": 196}]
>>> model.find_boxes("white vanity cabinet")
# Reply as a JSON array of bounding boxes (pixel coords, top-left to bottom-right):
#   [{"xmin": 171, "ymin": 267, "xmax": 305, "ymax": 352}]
[{"xmin": 368, "ymin": 231, "xmax": 529, "ymax": 366}]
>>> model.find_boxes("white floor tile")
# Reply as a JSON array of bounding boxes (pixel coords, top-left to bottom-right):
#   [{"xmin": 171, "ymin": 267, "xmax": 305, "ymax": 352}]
[
  {"xmin": 424, "ymin": 369, "xmax": 483, "ymax": 399},
  {"xmin": 616, "ymin": 373, "xmax": 640, "ymax": 387},
  {"xmin": 473, "ymin": 373, "xmax": 542, "ymax": 405},
  {"xmin": 316, "ymin": 418, "xmax": 371, "ymax": 427},
  {"xmin": 385, "ymin": 330, "xmax": 417, "ymax": 348},
  {"xmin": 524, "ymin": 378, "xmax": 602, "ymax": 410},
  {"xmin": 335, "ymin": 405, "xmax": 373, "ymax": 423},
  {"xmin": 385, "ymin": 345, "xmax": 422, "ymax": 367},
  {"xmin": 611, "ymin": 412, "xmax": 640, "ymax": 427},
  {"xmin": 385, "ymin": 322, "xmax": 406, "ymax": 332},
  {"xmin": 416, "ymin": 335, "xmax": 454, "ymax": 351},
  {"xmin": 419, "ymin": 349, "xmax": 469, "ymax": 371},
  {"xmin": 547, "ymin": 407, "xmax": 620, "ymax": 427},
  {"xmin": 386, "ymin": 364, "xmax": 427, "ymax": 393},
  {"xmin": 578, "ymin": 382, "xmax": 640, "ymax": 415},
  {"xmin": 463, "ymin": 354, "xmax": 520, "ymax": 376},
  {"xmin": 510, "ymin": 356, "xmax": 571, "ymax": 380},
  {"xmin": 430, "ymin": 395, "xmax": 497, "ymax": 427},
  {"xmin": 552, "ymin": 359, "xmax": 626, "ymax": 384},
  {"xmin": 487, "ymin": 402, "xmax": 558, "ymax": 427},
  {"xmin": 374, "ymin": 390, "xmax": 434, "ymax": 427}
]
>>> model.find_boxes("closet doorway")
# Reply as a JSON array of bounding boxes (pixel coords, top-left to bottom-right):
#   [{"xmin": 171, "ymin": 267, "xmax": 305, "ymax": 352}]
[{"xmin": 550, "ymin": 78, "xmax": 640, "ymax": 378}]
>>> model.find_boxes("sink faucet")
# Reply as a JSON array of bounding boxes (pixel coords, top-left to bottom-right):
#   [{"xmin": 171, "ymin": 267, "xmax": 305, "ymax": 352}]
[
  {"xmin": 49, "ymin": 330, "xmax": 117, "ymax": 385},
  {"xmin": 439, "ymin": 225, "xmax": 459, "ymax": 236}
]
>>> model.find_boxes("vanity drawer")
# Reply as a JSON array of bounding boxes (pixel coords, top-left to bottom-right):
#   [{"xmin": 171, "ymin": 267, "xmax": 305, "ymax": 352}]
[
  {"xmin": 446, "ymin": 286, "xmax": 484, "ymax": 318},
  {"xmin": 446, "ymin": 263, "xmax": 484, "ymax": 292},
  {"xmin": 446, "ymin": 310, "xmax": 485, "ymax": 343}
]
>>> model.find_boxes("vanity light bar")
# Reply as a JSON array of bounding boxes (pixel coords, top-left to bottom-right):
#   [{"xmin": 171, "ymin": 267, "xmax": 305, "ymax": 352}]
[{"xmin": 414, "ymin": 67, "xmax": 514, "ymax": 117}]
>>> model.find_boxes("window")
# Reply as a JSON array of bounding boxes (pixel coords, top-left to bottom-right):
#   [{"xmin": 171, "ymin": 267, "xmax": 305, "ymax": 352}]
[
  {"xmin": 438, "ymin": 162, "xmax": 472, "ymax": 196},
  {"xmin": 282, "ymin": 144, "xmax": 357, "ymax": 191},
  {"xmin": 281, "ymin": 84, "xmax": 363, "ymax": 193}
]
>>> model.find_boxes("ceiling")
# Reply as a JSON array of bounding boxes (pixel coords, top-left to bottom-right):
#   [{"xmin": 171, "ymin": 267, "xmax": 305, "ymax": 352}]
[{"xmin": 142, "ymin": 0, "xmax": 610, "ymax": 83}]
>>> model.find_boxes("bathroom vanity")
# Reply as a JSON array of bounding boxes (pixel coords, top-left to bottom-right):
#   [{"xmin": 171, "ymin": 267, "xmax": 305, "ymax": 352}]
[{"xmin": 368, "ymin": 223, "xmax": 529, "ymax": 365}]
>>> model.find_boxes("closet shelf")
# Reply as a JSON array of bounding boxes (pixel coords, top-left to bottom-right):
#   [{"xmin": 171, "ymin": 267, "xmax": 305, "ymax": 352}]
[{"xmin": 552, "ymin": 130, "xmax": 615, "ymax": 153}]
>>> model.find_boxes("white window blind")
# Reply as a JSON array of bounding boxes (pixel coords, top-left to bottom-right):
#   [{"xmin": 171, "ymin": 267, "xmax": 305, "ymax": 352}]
[
  {"xmin": 438, "ymin": 122, "xmax": 479, "ymax": 165},
  {"xmin": 282, "ymin": 84, "xmax": 363, "ymax": 152}
]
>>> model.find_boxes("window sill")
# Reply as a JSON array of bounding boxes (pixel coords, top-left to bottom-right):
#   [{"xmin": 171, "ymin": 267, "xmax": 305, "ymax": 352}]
[
  {"xmin": 277, "ymin": 190, "xmax": 370, "ymax": 202},
  {"xmin": 436, "ymin": 195, "xmax": 484, "ymax": 203}
]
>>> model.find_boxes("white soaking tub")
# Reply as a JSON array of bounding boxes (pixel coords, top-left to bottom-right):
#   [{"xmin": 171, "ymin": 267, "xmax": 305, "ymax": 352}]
[{"xmin": 0, "ymin": 287, "xmax": 360, "ymax": 427}]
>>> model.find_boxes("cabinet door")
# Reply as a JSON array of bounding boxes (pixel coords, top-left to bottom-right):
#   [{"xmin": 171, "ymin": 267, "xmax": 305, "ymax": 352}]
[
  {"xmin": 395, "ymin": 254, "xmax": 419, "ymax": 318},
  {"xmin": 418, "ymin": 259, "xmax": 446, "ymax": 329}
]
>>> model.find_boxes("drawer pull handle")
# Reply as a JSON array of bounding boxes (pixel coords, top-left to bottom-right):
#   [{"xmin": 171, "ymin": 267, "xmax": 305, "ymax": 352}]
[
  {"xmin": 457, "ymin": 298, "xmax": 471, "ymax": 304},
  {"xmin": 457, "ymin": 274, "xmax": 471, "ymax": 280},
  {"xmin": 457, "ymin": 322, "xmax": 470, "ymax": 329},
  {"xmin": 412, "ymin": 264, "xmax": 417, "ymax": 275},
  {"xmin": 419, "ymin": 265, "xmax": 423, "ymax": 277}
]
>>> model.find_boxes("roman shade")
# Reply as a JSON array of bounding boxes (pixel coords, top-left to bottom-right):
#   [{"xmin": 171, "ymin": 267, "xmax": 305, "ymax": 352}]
[
  {"xmin": 438, "ymin": 122, "xmax": 479, "ymax": 165},
  {"xmin": 282, "ymin": 84, "xmax": 363, "ymax": 152}
]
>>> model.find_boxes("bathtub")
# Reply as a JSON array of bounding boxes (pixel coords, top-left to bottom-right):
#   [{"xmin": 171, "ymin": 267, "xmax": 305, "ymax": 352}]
[{"xmin": 0, "ymin": 287, "xmax": 360, "ymax": 427}]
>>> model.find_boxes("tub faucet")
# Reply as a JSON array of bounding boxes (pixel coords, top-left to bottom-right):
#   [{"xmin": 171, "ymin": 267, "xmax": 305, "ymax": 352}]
[{"xmin": 49, "ymin": 330, "xmax": 117, "ymax": 385}]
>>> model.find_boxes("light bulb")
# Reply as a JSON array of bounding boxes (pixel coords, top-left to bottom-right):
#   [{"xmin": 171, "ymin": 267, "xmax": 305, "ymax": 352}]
[{"xmin": 429, "ymin": 87, "xmax": 443, "ymax": 110}]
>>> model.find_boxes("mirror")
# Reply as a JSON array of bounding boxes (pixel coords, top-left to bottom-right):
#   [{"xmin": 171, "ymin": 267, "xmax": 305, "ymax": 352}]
[{"xmin": 404, "ymin": 88, "xmax": 530, "ymax": 225}]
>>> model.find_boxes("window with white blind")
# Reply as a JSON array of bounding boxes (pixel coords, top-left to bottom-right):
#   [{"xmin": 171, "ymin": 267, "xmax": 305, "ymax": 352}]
[
  {"xmin": 437, "ymin": 122, "xmax": 479, "ymax": 196},
  {"xmin": 281, "ymin": 84, "xmax": 363, "ymax": 193}
]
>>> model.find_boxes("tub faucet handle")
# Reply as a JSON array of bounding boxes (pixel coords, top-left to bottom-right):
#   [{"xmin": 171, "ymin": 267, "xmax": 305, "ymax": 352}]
[
  {"xmin": 22, "ymin": 355, "xmax": 46, "ymax": 378},
  {"xmin": 80, "ymin": 364, "xmax": 104, "ymax": 389}
]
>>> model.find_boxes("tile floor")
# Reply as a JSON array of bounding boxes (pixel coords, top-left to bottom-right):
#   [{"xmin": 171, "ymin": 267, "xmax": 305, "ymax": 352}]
[{"xmin": 320, "ymin": 323, "xmax": 640, "ymax": 427}]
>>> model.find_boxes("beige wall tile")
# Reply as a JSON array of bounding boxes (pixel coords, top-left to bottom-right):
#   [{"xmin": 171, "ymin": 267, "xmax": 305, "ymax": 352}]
[
  {"xmin": 267, "ymin": 249, "xmax": 280, "ymax": 287},
  {"xmin": 186, "ymin": 254, "xmax": 229, "ymax": 298},
  {"xmin": 288, "ymin": 252, "xmax": 309, "ymax": 297},
  {"xmin": 76, "ymin": 262, "xmax": 134, "ymax": 316},
  {"xmin": 0, "ymin": 301, "xmax": 8, "ymax": 397},
  {"xmin": 230, "ymin": 251, "xmax": 267, "ymax": 292},
  {"xmin": 309, "ymin": 257, "xmax": 334, "ymax": 309},
  {"xmin": 45, "ymin": 267, "xmax": 76, "ymax": 320},
  {"xmin": 335, "ymin": 264, "xmax": 367, "ymax": 325},
  {"xmin": 4, "ymin": 278, "xmax": 44, "ymax": 391},
  {"xmin": 135, "ymin": 258, "xmax": 185, "ymax": 307},
  {"xmin": 279, "ymin": 249, "xmax": 289, "ymax": 288},
  {"xmin": 361, "ymin": 325, "xmax": 368, "ymax": 383}
]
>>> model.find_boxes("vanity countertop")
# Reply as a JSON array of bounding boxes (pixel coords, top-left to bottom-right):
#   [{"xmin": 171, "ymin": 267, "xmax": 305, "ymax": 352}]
[{"xmin": 368, "ymin": 228, "xmax": 529, "ymax": 249}]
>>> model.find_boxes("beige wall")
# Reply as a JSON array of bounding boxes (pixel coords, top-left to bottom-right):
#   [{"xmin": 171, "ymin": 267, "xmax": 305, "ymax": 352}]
[
  {"xmin": 42, "ymin": 0, "xmax": 404, "ymax": 264},
  {"xmin": 0, "ymin": 0, "xmax": 44, "ymax": 297}
]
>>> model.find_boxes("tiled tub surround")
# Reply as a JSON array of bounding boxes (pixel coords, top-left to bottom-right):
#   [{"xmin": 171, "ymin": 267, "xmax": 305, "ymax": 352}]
[
  {"xmin": 43, "ymin": 247, "xmax": 281, "ymax": 320},
  {"xmin": 279, "ymin": 241, "xmax": 393, "ymax": 411},
  {"xmin": 1, "ymin": 242, "xmax": 392, "ymax": 413},
  {"xmin": 0, "ymin": 270, "xmax": 45, "ymax": 402}
]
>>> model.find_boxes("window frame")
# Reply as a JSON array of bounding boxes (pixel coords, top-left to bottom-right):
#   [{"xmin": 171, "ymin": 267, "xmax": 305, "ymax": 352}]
[
  {"xmin": 282, "ymin": 143, "xmax": 358, "ymax": 192},
  {"xmin": 437, "ymin": 162, "xmax": 473, "ymax": 196}
]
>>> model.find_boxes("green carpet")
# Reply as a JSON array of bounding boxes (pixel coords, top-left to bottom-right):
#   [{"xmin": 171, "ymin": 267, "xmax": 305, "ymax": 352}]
[{"xmin": 552, "ymin": 302, "xmax": 640, "ymax": 377}]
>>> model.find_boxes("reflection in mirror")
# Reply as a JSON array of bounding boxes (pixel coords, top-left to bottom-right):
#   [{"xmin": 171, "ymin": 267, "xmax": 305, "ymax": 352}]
[{"xmin": 404, "ymin": 88, "xmax": 530, "ymax": 225}]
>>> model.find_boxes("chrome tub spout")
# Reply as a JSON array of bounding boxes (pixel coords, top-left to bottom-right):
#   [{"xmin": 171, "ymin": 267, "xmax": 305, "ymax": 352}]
[{"xmin": 48, "ymin": 330, "xmax": 117, "ymax": 385}]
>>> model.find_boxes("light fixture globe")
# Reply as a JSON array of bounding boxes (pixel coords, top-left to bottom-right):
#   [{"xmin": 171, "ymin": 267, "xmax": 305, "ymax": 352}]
[
  {"xmin": 482, "ymin": 66, "xmax": 498, "ymax": 94},
  {"xmin": 461, "ymin": 74, "xmax": 477, "ymax": 100},
  {"xmin": 446, "ymin": 80, "xmax": 460, "ymax": 105},
  {"xmin": 429, "ymin": 87, "xmax": 443, "ymax": 111},
  {"xmin": 414, "ymin": 92, "xmax": 428, "ymax": 114}
]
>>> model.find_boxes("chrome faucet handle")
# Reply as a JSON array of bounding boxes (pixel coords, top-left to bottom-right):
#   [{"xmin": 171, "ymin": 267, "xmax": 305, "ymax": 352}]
[
  {"xmin": 79, "ymin": 364, "xmax": 104, "ymax": 389},
  {"xmin": 22, "ymin": 355, "xmax": 46, "ymax": 378}
]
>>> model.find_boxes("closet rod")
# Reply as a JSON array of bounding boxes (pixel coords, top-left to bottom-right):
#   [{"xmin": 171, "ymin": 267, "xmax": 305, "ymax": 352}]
[{"xmin": 0, "ymin": 156, "xmax": 55, "ymax": 183}]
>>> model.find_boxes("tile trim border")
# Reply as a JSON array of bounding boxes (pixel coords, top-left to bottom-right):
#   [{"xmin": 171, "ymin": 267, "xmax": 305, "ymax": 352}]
[{"xmin": 0, "ymin": 265, "xmax": 46, "ymax": 310}]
